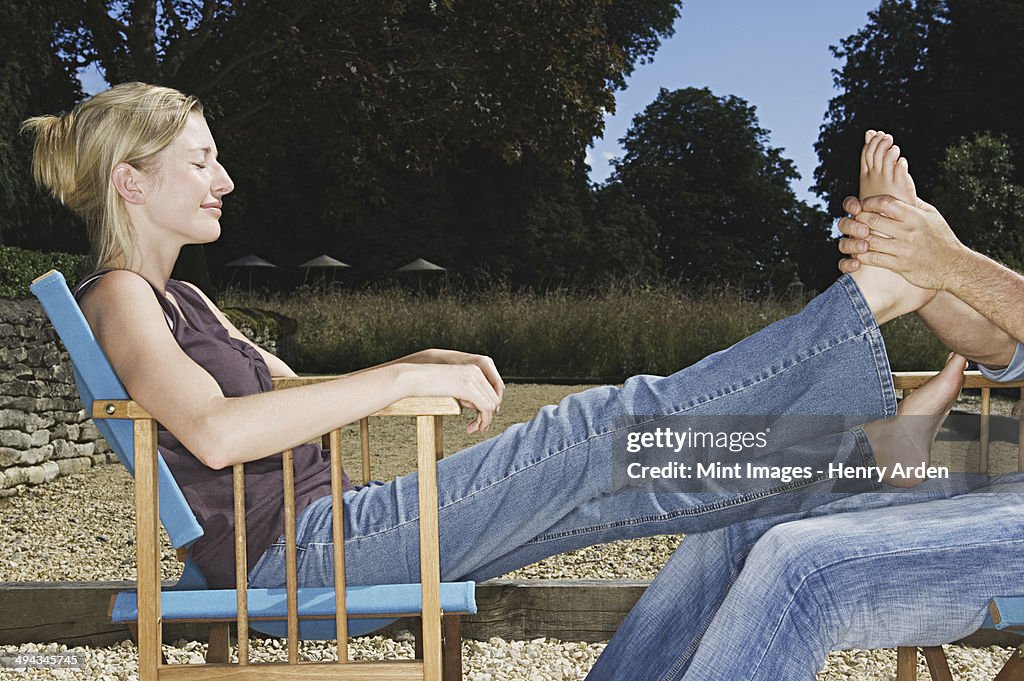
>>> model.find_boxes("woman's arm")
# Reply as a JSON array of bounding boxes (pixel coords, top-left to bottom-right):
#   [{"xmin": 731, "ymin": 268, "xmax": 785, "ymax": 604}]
[
  {"xmin": 83, "ymin": 271, "xmax": 500, "ymax": 470},
  {"xmin": 180, "ymin": 282, "xmax": 505, "ymax": 410}
]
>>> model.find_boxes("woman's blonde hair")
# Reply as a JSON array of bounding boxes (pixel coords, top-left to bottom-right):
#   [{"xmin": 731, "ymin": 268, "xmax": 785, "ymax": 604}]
[{"xmin": 20, "ymin": 82, "xmax": 203, "ymax": 269}]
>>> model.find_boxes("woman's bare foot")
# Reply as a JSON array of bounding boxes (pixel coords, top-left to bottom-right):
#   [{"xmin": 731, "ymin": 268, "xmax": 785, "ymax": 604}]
[
  {"xmin": 859, "ymin": 129, "xmax": 917, "ymax": 204},
  {"xmin": 862, "ymin": 353, "xmax": 967, "ymax": 487},
  {"xmin": 848, "ymin": 130, "xmax": 936, "ymax": 324}
]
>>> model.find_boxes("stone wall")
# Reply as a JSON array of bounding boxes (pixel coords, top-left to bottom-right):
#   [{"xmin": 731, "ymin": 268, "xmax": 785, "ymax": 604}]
[{"xmin": 0, "ymin": 300, "xmax": 113, "ymax": 497}]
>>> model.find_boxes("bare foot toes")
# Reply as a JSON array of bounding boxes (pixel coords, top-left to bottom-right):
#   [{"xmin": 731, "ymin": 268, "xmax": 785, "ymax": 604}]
[
  {"xmin": 860, "ymin": 132, "xmax": 917, "ymax": 205},
  {"xmin": 863, "ymin": 353, "xmax": 967, "ymax": 487},
  {"xmin": 892, "ymin": 156, "xmax": 917, "ymax": 208}
]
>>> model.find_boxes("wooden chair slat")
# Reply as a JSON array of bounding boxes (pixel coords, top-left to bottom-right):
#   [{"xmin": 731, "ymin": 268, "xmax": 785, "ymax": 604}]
[
  {"xmin": 329, "ymin": 428, "xmax": 349, "ymax": 664},
  {"xmin": 434, "ymin": 416, "xmax": 443, "ymax": 463},
  {"xmin": 232, "ymin": 464, "xmax": 250, "ymax": 665},
  {"xmin": 282, "ymin": 449, "xmax": 299, "ymax": 664},
  {"xmin": 981, "ymin": 387, "xmax": 991, "ymax": 473},
  {"xmin": 360, "ymin": 418, "xmax": 371, "ymax": 485},
  {"xmin": 134, "ymin": 418, "xmax": 162, "ymax": 677},
  {"xmin": 1019, "ymin": 388, "xmax": 1024, "ymax": 473},
  {"xmin": 417, "ymin": 415, "xmax": 443, "ymax": 679}
]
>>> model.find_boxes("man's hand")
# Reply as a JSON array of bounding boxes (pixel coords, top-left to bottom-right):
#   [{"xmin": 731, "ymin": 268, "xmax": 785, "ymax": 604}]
[
  {"xmin": 836, "ymin": 194, "xmax": 971, "ymax": 291},
  {"xmin": 836, "ymin": 194, "xmax": 1024, "ymax": 361}
]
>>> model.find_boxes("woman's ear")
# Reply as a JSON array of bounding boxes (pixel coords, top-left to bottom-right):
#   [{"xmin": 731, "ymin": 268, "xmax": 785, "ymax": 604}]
[{"xmin": 112, "ymin": 162, "xmax": 146, "ymax": 205}]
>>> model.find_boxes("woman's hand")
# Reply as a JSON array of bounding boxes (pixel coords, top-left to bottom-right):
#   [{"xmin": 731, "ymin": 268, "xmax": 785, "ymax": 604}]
[
  {"xmin": 420, "ymin": 349, "xmax": 506, "ymax": 407},
  {"xmin": 397, "ymin": 362, "xmax": 503, "ymax": 434}
]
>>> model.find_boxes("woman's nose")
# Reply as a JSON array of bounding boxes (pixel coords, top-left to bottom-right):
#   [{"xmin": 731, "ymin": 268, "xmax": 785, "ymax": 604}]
[{"xmin": 215, "ymin": 163, "xmax": 235, "ymax": 196}]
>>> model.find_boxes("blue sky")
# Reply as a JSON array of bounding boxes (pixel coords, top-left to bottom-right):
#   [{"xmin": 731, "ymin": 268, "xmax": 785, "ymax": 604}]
[
  {"xmin": 79, "ymin": 1, "xmax": 879, "ymax": 207},
  {"xmin": 587, "ymin": 0, "xmax": 880, "ymax": 206}
]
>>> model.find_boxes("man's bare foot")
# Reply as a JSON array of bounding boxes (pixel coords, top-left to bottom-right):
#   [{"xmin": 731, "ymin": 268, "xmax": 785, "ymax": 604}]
[
  {"xmin": 848, "ymin": 130, "xmax": 936, "ymax": 324},
  {"xmin": 862, "ymin": 353, "xmax": 967, "ymax": 487}
]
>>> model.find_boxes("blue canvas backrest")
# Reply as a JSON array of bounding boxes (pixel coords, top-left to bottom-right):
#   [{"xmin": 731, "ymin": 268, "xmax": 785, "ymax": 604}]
[{"xmin": 30, "ymin": 270, "xmax": 204, "ymax": 551}]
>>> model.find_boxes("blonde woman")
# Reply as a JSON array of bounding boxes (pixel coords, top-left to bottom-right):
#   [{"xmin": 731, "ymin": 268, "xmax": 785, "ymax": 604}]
[{"xmin": 24, "ymin": 84, "xmax": 963, "ymax": 661}]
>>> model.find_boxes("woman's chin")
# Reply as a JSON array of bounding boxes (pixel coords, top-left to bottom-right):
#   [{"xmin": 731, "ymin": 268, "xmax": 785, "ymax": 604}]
[{"xmin": 195, "ymin": 225, "xmax": 221, "ymax": 244}]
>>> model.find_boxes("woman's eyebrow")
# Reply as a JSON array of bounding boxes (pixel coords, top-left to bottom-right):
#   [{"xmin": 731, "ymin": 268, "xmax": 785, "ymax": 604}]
[{"xmin": 189, "ymin": 146, "xmax": 217, "ymax": 157}]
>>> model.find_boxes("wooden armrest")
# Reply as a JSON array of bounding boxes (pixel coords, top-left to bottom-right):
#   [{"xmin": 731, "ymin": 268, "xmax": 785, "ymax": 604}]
[
  {"xmin": 273, "ymin": 376, "xmax": 460, "ymax": 415},
  {"xmin": 93, "ymin": 395, "xmax": 460, "ymax": 421},
  {"xmin": 272, "ymin": 375, "xmax": 345, "ymax": 389},
  {"xmin": 892, "ymin": 370, "xmax": 1024, "ymax": 390}
]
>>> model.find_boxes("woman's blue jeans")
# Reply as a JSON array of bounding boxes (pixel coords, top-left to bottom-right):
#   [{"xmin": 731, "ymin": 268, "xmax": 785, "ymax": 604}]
[
  {"xmin": 247, "ymin": 275, "xmax": 899, "ymax": 634},
  {"xmin": 587, "ymin": 472, "xmax": 1024, "ymax": 681}
]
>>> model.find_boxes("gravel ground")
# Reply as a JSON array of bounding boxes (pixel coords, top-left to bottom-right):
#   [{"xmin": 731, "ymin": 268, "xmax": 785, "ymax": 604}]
[
  {"xmin": 0, "ymin": 638, "xmax": 1020, "ymax": 680},
  {"xmin": 0, "ymin": 384, "xmax": 1021, "ymax": 679}
]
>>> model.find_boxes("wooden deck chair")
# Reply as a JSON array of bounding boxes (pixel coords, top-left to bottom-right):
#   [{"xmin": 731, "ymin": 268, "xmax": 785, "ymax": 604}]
[
  {"xmin": 31, "ymin": 269, "xmax": 475, "ymax": 680},
  {"xmin": 891, "ymin": 373, "xmax": 1024, "ymax": 681}
]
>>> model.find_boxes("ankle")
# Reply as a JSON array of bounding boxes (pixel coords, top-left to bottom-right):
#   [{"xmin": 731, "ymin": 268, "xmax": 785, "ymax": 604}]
[{"xmin": 849, "ymin": 267, "xmax": 898, "ymax": 325}]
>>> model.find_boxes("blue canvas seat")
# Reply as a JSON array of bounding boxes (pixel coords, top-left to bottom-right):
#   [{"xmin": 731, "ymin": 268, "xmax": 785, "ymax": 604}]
[
  {"xmin": 31, "ymin": 269, "xmax": 472, "ymax": 680},
  {"xmin": 990, "ymin": 597, "xmax": 1024, "ymax": 634},
  {"xmin": 111, "ymin": 583, "xmax": 476, "ymax": 638}
]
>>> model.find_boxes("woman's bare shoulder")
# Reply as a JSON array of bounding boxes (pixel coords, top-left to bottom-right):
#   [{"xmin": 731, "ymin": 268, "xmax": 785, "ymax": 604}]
[{"xmin": 78, "ymin": 270, "xmax": 171, "ymax": 344}]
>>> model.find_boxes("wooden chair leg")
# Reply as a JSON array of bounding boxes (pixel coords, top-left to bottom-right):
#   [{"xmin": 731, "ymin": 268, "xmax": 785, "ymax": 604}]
[
  {"xmin": 414, "ymin": 617, "xmax": 424, "ymax": 660},
  {"xmin": 442, "ymin": 615, "xmax": 463, "ymax": 681},
  {"xmin": 127, "ymin": 622, "xmax": 168, "ymax": 666},
  {"xmin": 897, "ymin": 647, "xmax": 919, "ymax": 681},
  {"xmin": 995, "ymin": 646, "xmax": 1024, "ymax": 681},
  {"xmin": 206, "ymin": 622, "xmax": 231, "ymax": 663},
  {"xmin": 922, "ymin": 646, "xmax": 953, "ymax": 681}
]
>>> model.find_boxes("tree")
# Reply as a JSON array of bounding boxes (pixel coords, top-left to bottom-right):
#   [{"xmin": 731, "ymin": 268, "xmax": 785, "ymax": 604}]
[
  {"xmin": 612, "ymin": 87, "xmax": 826, "ymax": 291},
  {"xmin": 935, "ymin": 133, "xmax": 1024, "ymax": 270},
  {"xmin": 516, "ymin": 168, "xmax": 661, "ymax": 288},
  {"xmin": 0, "ymin": 0, "xmax": 84, "ymax": 250},
  {"xmin": 33, "ymin": 0, "xmax": 682, "ymax": 288},
  {"xmin": 815, "ymin": 0, "xmax": 1024, "ymax": 215}
]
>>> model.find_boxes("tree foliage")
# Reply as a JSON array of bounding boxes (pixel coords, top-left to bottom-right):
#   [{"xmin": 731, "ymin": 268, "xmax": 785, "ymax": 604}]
[
  {"xmin": 0, "ymin": 0, "xmax": 83, "ymax": 249},
  {"xmin": 612, "ymin": 87, "xmax": 831, "ymax": 292},
  {"xmin": 935, "ymin": 133, "xmax": 1024, "ymax": 270},
  {"xmin": 10, "ymin": 0, "xmax": 682, "ymax": 288},
  {"xmin": 815, "ymin": 0, "xmax": 1024, "ymax": 215}
]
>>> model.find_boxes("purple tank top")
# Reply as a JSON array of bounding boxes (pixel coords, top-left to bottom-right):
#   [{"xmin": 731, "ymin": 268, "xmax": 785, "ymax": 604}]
[{"xmin": 74, "ymin": 270, "xmax": 348, "ymax": 588}]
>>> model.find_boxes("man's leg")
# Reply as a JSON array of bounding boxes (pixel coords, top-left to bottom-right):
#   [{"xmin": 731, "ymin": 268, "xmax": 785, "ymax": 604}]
[{"xmin": 676, "ymin": 476, "xmax": 1024, "ymax": 681}]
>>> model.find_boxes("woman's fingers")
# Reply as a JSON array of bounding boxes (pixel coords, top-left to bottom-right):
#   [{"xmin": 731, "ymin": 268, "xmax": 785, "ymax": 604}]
[
  {"xmin": 476, "ymin": 355, "xmax": 505, "ymax": 404},
  {"xmin": 461, "ymin": 365, "xmax": 500, "ymax": 433}
]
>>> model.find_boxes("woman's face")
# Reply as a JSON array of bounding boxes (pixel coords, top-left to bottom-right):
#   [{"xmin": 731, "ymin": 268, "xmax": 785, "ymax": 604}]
[{"xmin": 138, "ymin": 112, "xmax": 234, "ymax": 246}]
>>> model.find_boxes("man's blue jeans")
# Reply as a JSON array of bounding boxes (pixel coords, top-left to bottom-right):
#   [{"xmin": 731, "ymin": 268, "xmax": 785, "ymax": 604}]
[
  {"xmin": 586, "ymin": 472, "xmax": 1024, "ymax": 681},
  {"xmin": 249, "ymin": 275, "xmax": 897, "ymax": 620}
]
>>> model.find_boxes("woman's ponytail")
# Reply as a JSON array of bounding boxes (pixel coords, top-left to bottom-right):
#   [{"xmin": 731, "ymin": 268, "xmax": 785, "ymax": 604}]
[{"xmin": 20, "ymin": 112, "xmax": 79, "ymax": 208}]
